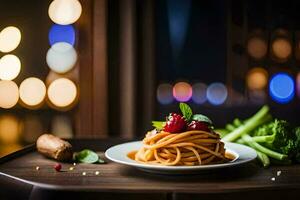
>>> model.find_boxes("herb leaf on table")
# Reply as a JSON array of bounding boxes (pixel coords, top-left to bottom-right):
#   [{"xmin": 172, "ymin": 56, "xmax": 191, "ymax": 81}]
[{"xmin": 75, "ymin": 149, "xmax": 105, "ymax": 164}]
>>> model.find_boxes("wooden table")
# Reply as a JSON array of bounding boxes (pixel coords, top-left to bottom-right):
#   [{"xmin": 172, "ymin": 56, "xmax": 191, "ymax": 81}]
[{"xmin": 0, "ymin": 139, "xmax": 300, "ymax": 200}]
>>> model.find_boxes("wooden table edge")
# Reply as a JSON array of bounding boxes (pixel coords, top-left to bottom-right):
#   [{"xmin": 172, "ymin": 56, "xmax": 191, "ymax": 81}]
[{"xmin": 1, "ymin": 170, "xmax": 300, "ymax": 194}]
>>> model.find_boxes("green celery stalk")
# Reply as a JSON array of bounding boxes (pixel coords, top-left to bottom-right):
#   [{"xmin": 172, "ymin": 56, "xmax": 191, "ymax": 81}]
[
  {"xmin": 225, "ymin": 124, "xmax": 236, "ymax": 132},
  {"xmin": 251, "ymin": 135, "xmax": 274, "ymax": 143},
  {"xmin": 256, "ymin": 150, "xmax": 270, "ymax": 167},
  {"xmin": 236, "ymin": 138, "xmax": 270, "ymax": 167},
  {"xmin": 222, "ymin": 106, "xmax": 270, "ymax": 142},
  {"xmin": 238, "ymin": 136, "xmax": 274, "ymax": 143},
  {"xmin": 241, "ymin": 134, "xmax": 288, "ymax": 161}
]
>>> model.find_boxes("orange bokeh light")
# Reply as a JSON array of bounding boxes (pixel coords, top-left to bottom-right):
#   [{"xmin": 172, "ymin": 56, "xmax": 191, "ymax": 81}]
[
  {"xmin": 47, "ymin": 78, "xmax": 78, "ymax": 109},
  {"xmin": 247, "ymin": 37, "xmax": 267, "ymax": 59},
  {"xmin": 173, "ymin": 82, "xmax": 192, "ymax": 102},
  {"xmin": 246, "ymin": 68, "xmax": 268, "ymax": 90},
  {"xmin": 0, "ymin": 80, "xmax": 19, "ymax": 108}
]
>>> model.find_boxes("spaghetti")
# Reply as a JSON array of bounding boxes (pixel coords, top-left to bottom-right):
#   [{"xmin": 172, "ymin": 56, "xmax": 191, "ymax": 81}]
[{"xmin": 134, "ymin": 130, "xmax": 228, "ymax": 166}]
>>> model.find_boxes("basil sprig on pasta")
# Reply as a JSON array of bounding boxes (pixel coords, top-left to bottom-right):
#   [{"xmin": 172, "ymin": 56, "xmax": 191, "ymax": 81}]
[
  {"xmin": 179, "ymin": 103, "xmax": 193, "ymax": 121},
  {"xmin": 180, "ymin": 103, "xmax": 212, "ymax": 124}
]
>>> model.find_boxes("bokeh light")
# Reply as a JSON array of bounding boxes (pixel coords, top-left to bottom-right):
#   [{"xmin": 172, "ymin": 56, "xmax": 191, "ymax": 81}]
[
  {"xmin": 192, "ymin": 83, "xmax": 207, "ymax": 104},
  {"xmin": 49, "ymin": 24, "xmax": 75, "ymax": 46},
  {"xmin": 207, "ymin": 82, "xmax": 228, "ymax": 105},
  {"xmin": 173, "ymin": 82, "xmax": 192, "ymax": 102},
  {"xmin": 272, "ymin": 38, "xmax": 292, "ymax": 60},
  {"xmin": 246, "ymin": 67, "xmax": 268, "ymax": 90},
  {"xmin": 269, "ymin": 73, "xmax": 295, "ymax": 104},
  {"xmin": 0, "ymin": 115, "xmax": 21, "ymax": 144},
  {"xmin": 52, "ymin": 115, "xmax": 73, "ymax": 138},
  {"xmin": 47, "ymin": 78, "xmax": 77, "ymax": 108},
  {"xmin": 247, "ymin": 37, "xmax": 267, "ymax": 59},
  {"xmin": 0, "ymin": 81, "xmax": 19, "ymax": 109},
  {"xmin": 157, "ymin": 83, "xmax": 174, "ymax": 105},
  {"xmin": 0, "ymin": 54, "xmax": 21, "ymax": 80},
  {"xmin": 0, "ymin": 26, "xmax": 21, "ymax": 53},
  {"xmin": 48, "ymin": 0, "xmax": 82, "ymax": 25},
  {"xmin": 19, "ymin": 77, "xmax": 46, "ymax": 107},
  {"xmin": 46, "ymin": 42, "xmax": 77, "ymax": 74}
]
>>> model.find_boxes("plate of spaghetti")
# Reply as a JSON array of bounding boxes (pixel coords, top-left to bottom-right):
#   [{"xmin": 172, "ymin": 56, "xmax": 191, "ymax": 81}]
[{"xmin": 105, "ymin": 103, "xmax": 257, "ymax": 174}]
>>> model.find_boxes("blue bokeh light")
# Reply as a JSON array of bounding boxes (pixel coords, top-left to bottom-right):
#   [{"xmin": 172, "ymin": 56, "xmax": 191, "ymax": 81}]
[
  {"xmin": 206, "ymin": 82, "xmax": 228, "ymax": 105},
  {"xmin": 269, "ymin": 73, "xmax": 295, "ymax": 104},
  {"xmin": 49, "ymin": 24, "xmax": 76, "ymax": 46}
]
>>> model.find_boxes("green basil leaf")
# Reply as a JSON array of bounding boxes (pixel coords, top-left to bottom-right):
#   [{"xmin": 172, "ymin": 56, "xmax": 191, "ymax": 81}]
[
  {"xmin": 75, "ymin": 149, "xmax": 99, "ymax": 164},
  {"xmin": 192, "ymin": 114, "xmax": 213, "ymax": 125},
  {"xmin": 179, "ymin": 103, "xmax": 193, "ymax": 121},
  {"xmin": 152, "ymin": 121, "xmax": 166, "ymax": 130}
]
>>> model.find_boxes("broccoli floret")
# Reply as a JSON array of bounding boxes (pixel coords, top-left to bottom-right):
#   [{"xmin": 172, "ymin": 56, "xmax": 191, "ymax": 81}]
[{"xmin": 252, "ymin": 119, "xmax": 297, "ymax": 158}]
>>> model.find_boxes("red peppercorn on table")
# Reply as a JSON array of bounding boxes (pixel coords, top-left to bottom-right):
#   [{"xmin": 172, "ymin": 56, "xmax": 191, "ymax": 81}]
[{"xmin": 0, "ymin": 139, "xmax": 300, "ymax": 200}]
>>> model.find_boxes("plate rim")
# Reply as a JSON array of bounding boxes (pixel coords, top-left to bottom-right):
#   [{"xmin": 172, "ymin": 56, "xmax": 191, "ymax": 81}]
[{"xmin": 105, "ymin": 141, "xmax": 257, "ymax": 171}]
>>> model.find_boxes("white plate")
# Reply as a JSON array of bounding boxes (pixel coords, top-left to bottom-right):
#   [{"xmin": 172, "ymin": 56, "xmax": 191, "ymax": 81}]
[{"xmin": 105, "ymin": 141, "xmax": 257, "ymax": 174}]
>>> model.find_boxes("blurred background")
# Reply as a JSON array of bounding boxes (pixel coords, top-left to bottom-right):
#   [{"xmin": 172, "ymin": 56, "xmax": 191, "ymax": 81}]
[{"xmin": 0, "ymin": 0, "xmax": 300, "ymax": 156}]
